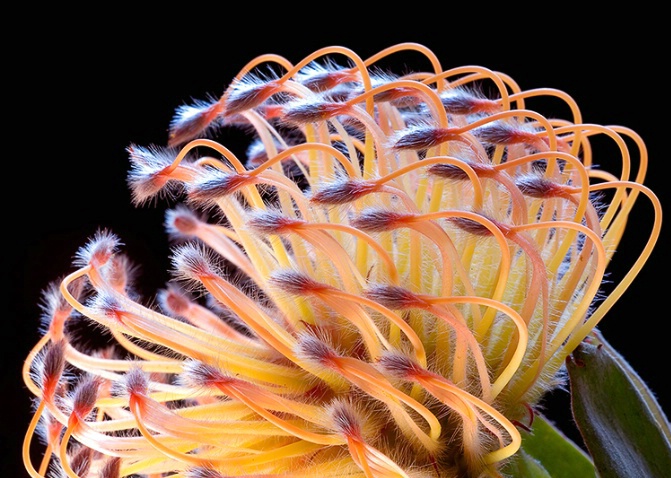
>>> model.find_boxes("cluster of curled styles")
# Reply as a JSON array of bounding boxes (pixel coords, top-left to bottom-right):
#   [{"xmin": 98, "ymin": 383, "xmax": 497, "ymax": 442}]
[{"xmin": 24, "ymin": 43, "xmax": 660, "ymax": 478}]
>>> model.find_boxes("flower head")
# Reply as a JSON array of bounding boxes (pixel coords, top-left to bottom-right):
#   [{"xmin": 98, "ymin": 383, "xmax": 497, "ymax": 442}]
[{"xmin": 23, "ymin": 43, "xmax": 661, "ymax": 477}]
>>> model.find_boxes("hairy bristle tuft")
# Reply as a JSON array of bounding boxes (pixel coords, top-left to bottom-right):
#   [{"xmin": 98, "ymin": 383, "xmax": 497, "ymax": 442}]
[
  {"xmin": 182, "ymin": 359, "xmax": 228, "ymax": 388},
  {"xmin": 158, "ymin": 285, "xmax": 191, "ymax": 316},
  {"xmin": 449, "ymin": 216, "xmax": 494, "ymax": 236},
  {"xmin": 392, "ymin": 125, "xmax": 442, "ymax": 150},
  {"xmin": 104, "ymin": 254, "xmax": 135, "ymax": 291},
  {"xmin": 351, "ymin": 208, "xmax": 409, "ymax": 232},
  {"xmin": 123, "ymin": 367, "xmax": 148, "ymax": 398},
  {"xmin": 168, "ymin": 97, "xmax": 224, "ymax": 147},
  {"xmin": 166, "ymin": 205, "xmax": 201, "ymax": 236},
  {"xmin": 328, "ymin": 399, "xmax": 364, "ymax": 439},
  {"xmin": 391, "ymin": 125, "xmax": 461, "ymax": 150},
  {"xmin": 373, "ymin": 85, "xmax": 421, "ymax": 106},
  {"xmin": 364, "ymin": 284, "xmax": 428, "ymax": 309},
  {"xmin": 295, "ymin": 62, "xmax": 358, "ymax": 92},
  {"xmin": 224, "ymin": 78, "xmax": 281, "ymax": 116},
  {"xmin": 295, "ymin": 333, "xmax": 338, "ymax": 365},
  {"xmin": 515, "ymin": 174, "xmax": 566, "ymax": 198},
  {"xmin": 439, "ymin": 88, "xmax": 501, "ymax": 115},
  {"xmin": 41, "ymin": 340, "xmax": 66, "ymax": 394},
  {"xmin": 247, "ymin": 210, "xmax": 303, "ymax": 234},
  {"xmin": 310, "ymin": 179, "xmax": 378, "ymax": 204},
  {"xmin": 40, "ymin": 279, "xmax": 78, "ymax": 322},
  {"xmin": 281, "ymin": 98, "xmax": 349, "ymax": 125},
  {"xmin": 126, "ymin": 144, "xmax": 182, "ymax": 205},
  {"xmin": 187, "ymin": 171, "xmax": 252, "ymax": 204},
  {"xmin": 89, "ymin": 292, "xmax": 124, "ymax": 322},
  {"xmin": 269, "ymin": 269, "xmax": 329, "ymax": 295},
  {"xmin": 71, "ymin": 376, "xmax": 101, "ymax": 418},
  {"xmin": 428, "ymin": 161, "xmax": 494, "ymax": 180},
  {"xmin": 69, "ymin": 445, "xmax": 93, "ymax": 477},
  {"xmin": 377, "ymin": 352, "xmax": 419, "ymax": 378},
  {"xmin": 171, "ymin": 243, "xmax": 219, "ymax": 282},
  {"xmin": 42, "ymin": 339, "xmax": 66, "ymax": 379},
  {"xmin": 100, "ymin": 457, "xmax": 122, "ymax": 478},
  {"xmin": 73, "ymin": 228, "xmax": 120, "ymax": 268},
  {"xmin": 472, "ymin": 121, "xmax": 538, "ymax": 147}
]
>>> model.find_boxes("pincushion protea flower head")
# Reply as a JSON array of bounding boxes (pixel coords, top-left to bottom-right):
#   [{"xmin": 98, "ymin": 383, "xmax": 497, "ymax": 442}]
[{"xmin": 23, "ymin": 43, "xmax": 661, "ymax": 477}]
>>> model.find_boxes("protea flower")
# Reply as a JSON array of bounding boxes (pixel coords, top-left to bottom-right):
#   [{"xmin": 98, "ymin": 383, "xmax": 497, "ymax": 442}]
[{"xmin": 22, "ymin": 43, "xmax": 663, "ymax": 478}]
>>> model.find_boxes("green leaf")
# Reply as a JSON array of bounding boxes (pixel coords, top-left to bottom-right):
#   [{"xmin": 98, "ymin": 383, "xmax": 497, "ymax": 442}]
[
  {"xmin": 567, "ymin": 332, "xmax": 671, "ymax": 478},
  {"xmin": 504, "ymin": 449, "xmax": 553, "ymax": 478},
  {"xmin": 504, "ymin": 413, "xmax": 596, "ymax": 478},
  {"xmin": 590, "ymin": 330, "xmax": 671, "ymax": 444}
]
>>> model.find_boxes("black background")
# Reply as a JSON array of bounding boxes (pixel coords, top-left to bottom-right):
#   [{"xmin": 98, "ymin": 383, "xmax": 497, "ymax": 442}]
[{"xmin": 6, "ymin": 14, "xmax": 668, "ymax": 476}]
